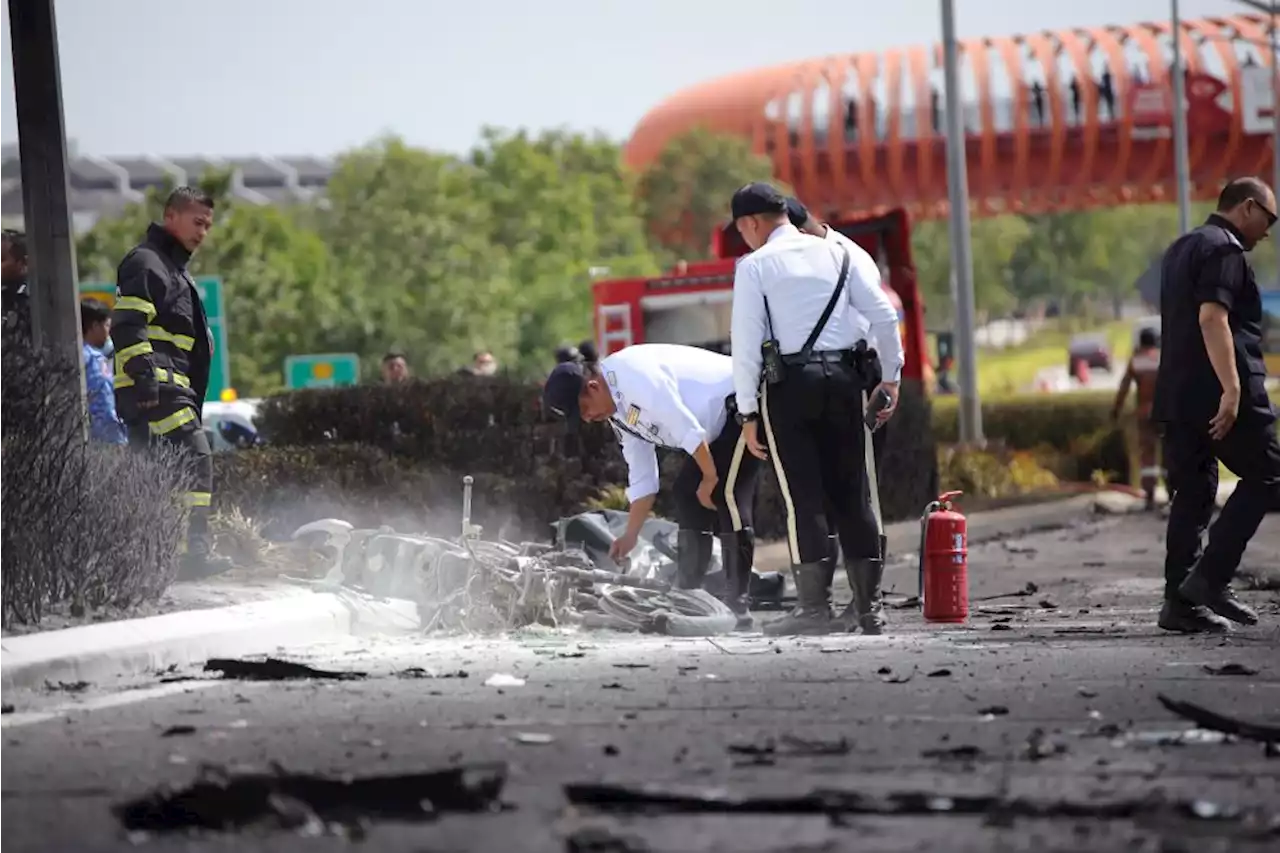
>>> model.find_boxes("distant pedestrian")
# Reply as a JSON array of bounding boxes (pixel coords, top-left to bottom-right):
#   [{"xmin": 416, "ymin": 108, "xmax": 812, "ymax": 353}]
[
  {"xmin": 381, "ymin": 351, "xmax": 411, "ymax": 384},
  {"xmin": 81, "ymin": 299, "xmax": 126, "ymax": 445},
  {"xmin": 1112, "ymin": 328, "xmax": 1161, "ymax": 510},
  {"xmin": 1153, "ymin": 176, "xmax": 1279, "ymax": 634}
]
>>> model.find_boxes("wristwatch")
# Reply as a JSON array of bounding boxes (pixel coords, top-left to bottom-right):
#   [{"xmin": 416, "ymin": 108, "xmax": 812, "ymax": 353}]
[{"xmin": 735, "ymin": 411, "xmax": 760, "ymax": 426}]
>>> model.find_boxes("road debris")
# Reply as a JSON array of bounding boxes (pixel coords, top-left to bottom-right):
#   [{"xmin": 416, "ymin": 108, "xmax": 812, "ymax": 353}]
[
  {"xmin": 204, "ymin": 658, "xmax": 366, "ymax": 681},
  {"xmin": 727, "ymin": 734, "xmax": 852, "ymax": 760},
  {"xmin": 395, "ymin": 667, "xmax": 470, "ymax": 679},
  {"xmin": 160, "ymin": 725, "xmax": 197, "ymax": 738},
  {"xmin": 921, "ymin": 745, "xmax": 985, "ymax": 761},
  {"xmin": 45, "ymin": 680, "xmax": 89, "ymax": 693},
  {"xmin": 973, "ymin": 581, "xmax": 1039, "ymax": 602},
  {"xmin": 1, "ymin": 703, "xmax": 14, "ymax": 714},
  {"xmin": 978, "ymin": 705, "xmax": 1010, "ymax": 717},
  {"xmin": 1023, "ymin": 727, "xmax": 1067, "ymax": 760},
  {"xmin": 1158, "ymin": 694, "xmax": 1280, "ymax": 744},
  {"xmin": 484, "ymin": 673, "xmax": 525, "ymax": 688},
  {"xmin": 879, "ymin": 666, "xmax": 914, "ymax": 684},
  {"xmin": 1202, "ymin": 663, "xmax": 1259, "ymax": 677},
  {"xmin": 115, "ymin": 762, "xmax": 508, "ymax": 838},
  {"xmin": 513, "ymin": 732, "xmax": 556, "ymax": 745}
]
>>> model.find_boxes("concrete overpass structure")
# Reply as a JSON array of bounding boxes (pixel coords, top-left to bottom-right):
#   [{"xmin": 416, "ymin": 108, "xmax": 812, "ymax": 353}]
[{"xmin": 624, "ymin": 13, "xmax": 1278, "ymax": 221}]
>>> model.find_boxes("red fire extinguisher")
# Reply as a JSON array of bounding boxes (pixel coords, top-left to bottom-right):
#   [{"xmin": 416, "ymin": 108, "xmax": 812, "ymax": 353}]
[{"xmin": 917, "ymin": 491, "xmax": 969, "ymax": 623}]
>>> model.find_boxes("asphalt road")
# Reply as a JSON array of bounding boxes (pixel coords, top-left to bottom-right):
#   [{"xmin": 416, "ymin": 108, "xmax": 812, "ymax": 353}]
[{"xmin": 3, "ymin": 514, "xmax": 1279, "ymax": 853}]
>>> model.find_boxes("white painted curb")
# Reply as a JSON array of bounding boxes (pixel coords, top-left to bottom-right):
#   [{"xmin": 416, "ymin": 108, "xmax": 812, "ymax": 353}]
[{"xmin": 1, "ymin": 590, "xmax": 358, "ymax": 692}]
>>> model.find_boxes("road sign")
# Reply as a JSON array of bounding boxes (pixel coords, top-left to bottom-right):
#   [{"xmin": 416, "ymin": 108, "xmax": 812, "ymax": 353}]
[
  {"xmin": 284, "ymin": 353, "xmax": 361, "ymax": 390},
  {"xmin": 79, "ymin": 276, "xmax": 230, "ymax": 402}
]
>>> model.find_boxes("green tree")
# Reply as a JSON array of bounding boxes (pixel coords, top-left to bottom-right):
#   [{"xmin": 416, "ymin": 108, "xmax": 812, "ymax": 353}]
[
  {"xmin": 468, "ymin": 128, "xmax": 657, "ymax": 374},
  {"xmin": 912, "ymin": 216, "xmax": 1030, "ymax": 326},
  {"xmin": 637, "ymin": 128, "xmax": 779, "ymax": 263},
  {"xmin": 316, "ymin": 136, "xmax": 518, "ymax": 378}
]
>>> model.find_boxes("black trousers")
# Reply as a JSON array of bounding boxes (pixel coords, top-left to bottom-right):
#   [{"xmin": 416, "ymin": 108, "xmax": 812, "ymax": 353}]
[
  {"xmin": 127, "ymin": 408, "xmax": 214, "ymax": 557},
  {"xmin": 1163, "ymin": 416, "xmax": 1280, "ymax": 595},
  {"xmin": 761, "ymin": 359, "xmax": 878, "ymax": 565},
  {"xmin": 672, "ymin": 414, "xmax": 762, "ymax": 534}
]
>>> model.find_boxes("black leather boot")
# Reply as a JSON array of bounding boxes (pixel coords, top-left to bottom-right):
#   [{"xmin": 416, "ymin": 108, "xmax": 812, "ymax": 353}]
[
  {"xmin": 675, "ymin": 529, "xmax": 713, "ymax": 591},
  {"xmin": 177, "ymin": 551, "xmax": 234, "ymax": 582},
  {"xmin": 852, "ymin": 556, "xmax": 887, "ymax": 635},
  {"xmin": 1157, "ymin": 598, "xmax": 1231, "ymax": 634},
  {"xmin": 762, "ymin": 562, "xmax": 834, "ymax": 636},
  {"xmin": 1178, "ymin": 571, "xmax": 1258, "ymax": 626},
  {"xmin": 718, "ymin": 529, "xmax": 755, "ymax": 631}
]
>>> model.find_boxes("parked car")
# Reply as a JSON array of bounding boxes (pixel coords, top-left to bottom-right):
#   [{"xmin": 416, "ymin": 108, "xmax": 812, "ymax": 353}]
[
  {"xmin": 202, "ymin": 399, "xmax": 262, "ymax": 453},
  {"xmin": 1067, "ymin": 333, "xmax": 1113, "ymax": 374}
]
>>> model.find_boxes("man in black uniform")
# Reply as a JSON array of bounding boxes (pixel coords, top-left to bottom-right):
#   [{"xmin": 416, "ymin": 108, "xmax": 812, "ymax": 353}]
[
  {"xmin": 786, "ymin": 197, "xmax": 892, "ymax": 632},
  {"xmin": 1153, "ymin": 176, "xmax": 1280, "ymax": 632},
  {"xmin": 112, "ymin": 187, "xmax": 231, "ymax": 580},
  {"xmin": 728, "ymin": 183, "xmax": 905, "ymax": 636}
]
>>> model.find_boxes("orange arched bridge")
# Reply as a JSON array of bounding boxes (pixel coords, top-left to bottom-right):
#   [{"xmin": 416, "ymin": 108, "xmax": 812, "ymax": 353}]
[{"xmin": 624, "ymin": 13, "xmax": 1278, "ymax": 222}]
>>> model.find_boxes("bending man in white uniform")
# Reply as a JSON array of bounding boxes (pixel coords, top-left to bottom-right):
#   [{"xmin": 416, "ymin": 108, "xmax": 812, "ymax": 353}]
[{"xmin": 543, "ymin": 344, "xmax": 763, "ymax": 629}]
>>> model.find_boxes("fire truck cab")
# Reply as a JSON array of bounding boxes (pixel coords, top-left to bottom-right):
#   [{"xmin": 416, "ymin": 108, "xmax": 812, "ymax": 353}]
[{"xmin": 591, "ymin": 209, "xmax": 930, "ymax": 387}]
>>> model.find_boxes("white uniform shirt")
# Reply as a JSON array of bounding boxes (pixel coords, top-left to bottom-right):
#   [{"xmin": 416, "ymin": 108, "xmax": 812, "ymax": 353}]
[
  {"xmin": 730, "ymin": 222, "xmax": 905, "ymax": 415},
  {"xmin": 599, "ymin": 343, "xmax": 736, "ymax": 503},
  {"xmin": 823, "ymin": 226, "xmax": 871, "ymax": 341}
]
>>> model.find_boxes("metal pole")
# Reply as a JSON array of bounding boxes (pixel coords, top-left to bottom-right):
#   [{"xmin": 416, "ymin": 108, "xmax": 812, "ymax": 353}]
[
  {"xmin": 1272, "ymin": 10, "xmax": 1279, "ymax": 288},
  {"xmin": 1171, "ymin": 0, "xmax": 1192, "ymax": 235},
  {"xmin": 940, "ymin": 0, "xmax": 983, "ymax": 444},
  {"xmin": 8, "ymin": 0, "xmax": 85, "ymax": 387}
]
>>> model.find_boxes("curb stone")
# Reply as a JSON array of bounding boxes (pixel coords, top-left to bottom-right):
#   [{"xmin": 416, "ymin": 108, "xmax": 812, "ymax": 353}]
[{"xmin": 0, "ymin": 589, "xmax": 417, "ymax": 692}]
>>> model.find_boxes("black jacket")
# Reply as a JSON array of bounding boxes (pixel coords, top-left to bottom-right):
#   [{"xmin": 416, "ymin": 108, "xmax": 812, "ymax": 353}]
[
  {"xmin": 1152, "ymin": 215, "xmax": 1273, "ymax": 427},
  {"xmin": 110, "ymin": 224, "xmax": 213, "ymax": 424}
]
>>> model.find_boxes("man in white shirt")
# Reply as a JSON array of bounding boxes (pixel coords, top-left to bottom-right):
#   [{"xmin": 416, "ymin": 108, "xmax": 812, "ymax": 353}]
[
  {"xmin": 784, "ymin": 196, "xmax": 894, "ymax": 635},
  {"xmin": 542, "ymin": 344, "xmax": 763, "ymax": 629},
  {"xmin": 728, "ymin": 182, "xmax": 905, "ymax": 636}
]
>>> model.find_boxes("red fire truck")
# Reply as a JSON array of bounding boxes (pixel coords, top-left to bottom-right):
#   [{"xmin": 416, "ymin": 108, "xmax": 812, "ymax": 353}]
[{"xmin": 590, "ymin": 208, "xmax": 931, "ymax": 388}]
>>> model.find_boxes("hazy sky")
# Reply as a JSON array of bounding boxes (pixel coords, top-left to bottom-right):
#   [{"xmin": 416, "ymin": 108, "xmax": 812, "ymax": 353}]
[{"xmin": 0, "ymin": 0, "xmax": 1257, "ymax": 158}]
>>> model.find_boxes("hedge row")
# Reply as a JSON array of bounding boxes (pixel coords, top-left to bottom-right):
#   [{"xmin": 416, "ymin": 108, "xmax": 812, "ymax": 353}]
[
  {"xmin": 225, "ymin": 375, "xmax": 940, "ymax": 542},
  {"xmin": 931, "ymin": 391, "xmax": 1129, "ymax": 482}
]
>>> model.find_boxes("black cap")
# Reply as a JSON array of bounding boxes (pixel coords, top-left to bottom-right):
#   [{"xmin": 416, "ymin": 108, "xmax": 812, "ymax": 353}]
[
  {"xmin": 730, "ymin": 182, "xmax": 788, "ymax": 220},
  {"xmin": 543, "ymin": 361, "xmax": 586, "ymax": 432},
  {"xmin": 554, "ymin": 344, "xmax": 582, "ymax": 364},
  {"xmin": 785, "ymin": 197, "xmax": 810, "ymax": 228},
  {"xmin": 578, "ymin": 339, "xmax": 599, "ymax": 363}
]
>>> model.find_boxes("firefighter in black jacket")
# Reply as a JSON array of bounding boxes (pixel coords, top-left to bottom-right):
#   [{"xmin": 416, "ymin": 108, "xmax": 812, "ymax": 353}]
[{"xmin": 111, "ymin": 187, "xmax": 231, "ymax": 580}]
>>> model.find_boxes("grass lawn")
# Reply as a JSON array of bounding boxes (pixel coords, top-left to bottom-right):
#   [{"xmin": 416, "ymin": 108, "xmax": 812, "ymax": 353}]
[{"xmin": 966, "ymin": 320, "xmax": 1134, "ymax": 398}]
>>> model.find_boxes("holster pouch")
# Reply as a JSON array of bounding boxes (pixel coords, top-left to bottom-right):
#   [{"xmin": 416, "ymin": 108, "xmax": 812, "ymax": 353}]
[{"xmin": 761, "ymin": 339, "xmax": 786, "ymax": 386}]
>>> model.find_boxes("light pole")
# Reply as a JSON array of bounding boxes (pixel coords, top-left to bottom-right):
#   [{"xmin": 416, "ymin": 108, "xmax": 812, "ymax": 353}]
[
  {"xmin": 940, "ymin": 0, "xmax": 983, "ymax": 443},
  {"xmin": 1233, "ymin": 0, "xmax": 1280, "ymax": 285},
  {"xmin": 1171, "ymin": 0, "xmax": 1192, "ymax": 235}
]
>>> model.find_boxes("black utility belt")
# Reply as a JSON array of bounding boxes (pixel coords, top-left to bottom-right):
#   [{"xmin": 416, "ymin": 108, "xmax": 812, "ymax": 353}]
[{"xmin": 780, "ymin": 348, "xmax": 856, "ymax": 367}]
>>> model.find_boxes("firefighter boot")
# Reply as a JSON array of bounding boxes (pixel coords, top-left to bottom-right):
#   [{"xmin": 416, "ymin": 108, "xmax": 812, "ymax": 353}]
[
  {"xmin": 850, "ymin": 534, "xmax": 889, "ymax": 635},
  {"xmin": 718, "ymin": 529, "xmax": 755, "ymax": 631},
  {"xmin": 762, "ymin": 562, "xmax": 834, "ymax": 636},
  {"xmin": 675, "ymin": 530, "xmax": 713, "ymax": 591},
  {"xmin": 177, "ymin": 511, "xmax": 233, "ymax": 582}
]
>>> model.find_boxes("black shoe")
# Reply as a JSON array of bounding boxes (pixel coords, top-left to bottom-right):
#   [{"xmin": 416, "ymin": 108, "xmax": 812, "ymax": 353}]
[
  {"xmin": 762, "ymin": 562, "xmax": 834, "ymax": 636},
  {"xmin": 177, "ymin": 553, "xmax": 234, "ymax": 582},
  {"xmin": 852, "ymin": 558, "xmax": 886, "ymax": 635},
  {"xmin": 1157, "ymin": 599, "xmax": 1231, "ymax": 634},
  {"xmin": 1178, "ymin": 572, "xmax": 1259, "ymax": 626},
  {"xmin": 718, "ymin": 530, "xmax": 755, "ymax": 632}
]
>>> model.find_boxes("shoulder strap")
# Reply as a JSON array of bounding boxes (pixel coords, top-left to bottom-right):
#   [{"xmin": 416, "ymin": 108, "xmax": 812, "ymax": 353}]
[{"xmin": 797, "ymin": 244, "xmax": 851, "ymax": 361}]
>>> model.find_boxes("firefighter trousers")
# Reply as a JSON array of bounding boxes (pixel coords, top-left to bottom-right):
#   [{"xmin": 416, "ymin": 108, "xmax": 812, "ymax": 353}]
[
  {"xmin": 760, "ymin": 359, "xmax": 878, "ymax": 566},
  {"xmin": 127, "ymin": 408, "xmax": 214, "ymax": 558}
]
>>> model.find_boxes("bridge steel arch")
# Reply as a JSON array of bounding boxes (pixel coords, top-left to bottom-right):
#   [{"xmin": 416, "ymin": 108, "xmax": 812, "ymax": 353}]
[{"xmin": 624, "ymin": 14, "xmax": 1276, "ymax": 222}]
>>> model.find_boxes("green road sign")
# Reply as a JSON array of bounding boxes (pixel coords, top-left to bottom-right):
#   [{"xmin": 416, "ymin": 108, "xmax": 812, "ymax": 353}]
[
  {"xmin": 80, "ymin": 276, "xmax": 230, "ymax": 403},
  {"xmin": 284, "ymin": 353, "xmax": 361, "ymax": 390}
]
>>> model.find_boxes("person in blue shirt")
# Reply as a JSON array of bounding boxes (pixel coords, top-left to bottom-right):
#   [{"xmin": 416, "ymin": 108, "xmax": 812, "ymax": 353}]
[{"xmin": 81, "ymin": 299, "xmax": 127, "ymax": 445}]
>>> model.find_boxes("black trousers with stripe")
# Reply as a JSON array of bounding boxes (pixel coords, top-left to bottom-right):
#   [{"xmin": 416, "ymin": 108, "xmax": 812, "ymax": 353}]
[
  {"xmin": 127, "ymin": 408, "xmax": 214, "ymax": 558},
  {"xmin": 672, "ymin": 415, "xmax": 762, "ymax": 534},
  {"xmin": 761, "ymin": 360, "xmax": 879, "ymax": 565}
]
